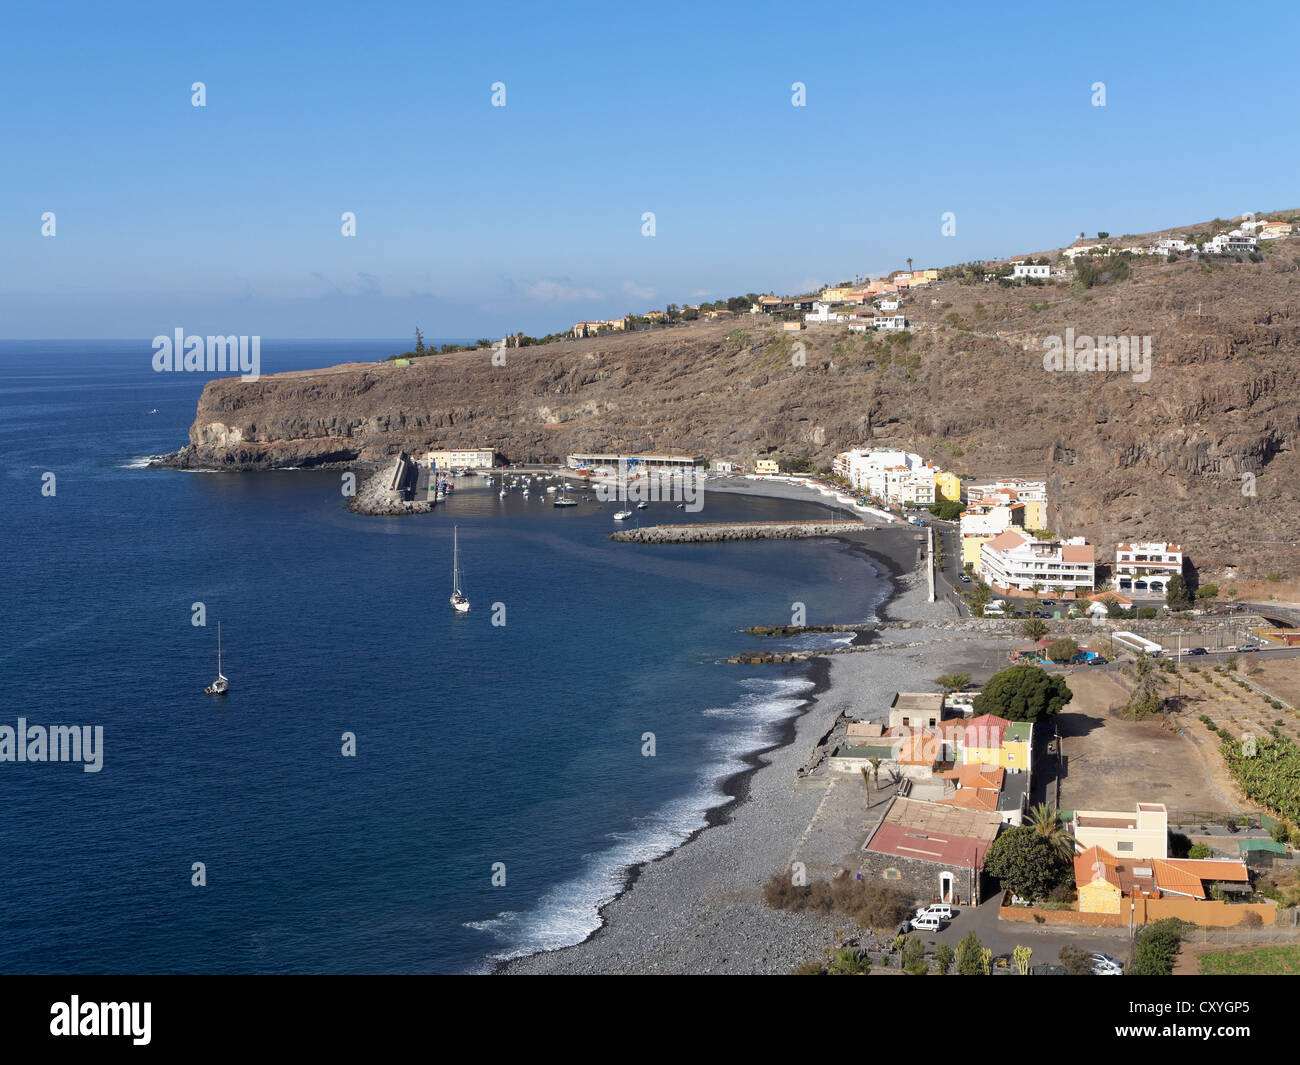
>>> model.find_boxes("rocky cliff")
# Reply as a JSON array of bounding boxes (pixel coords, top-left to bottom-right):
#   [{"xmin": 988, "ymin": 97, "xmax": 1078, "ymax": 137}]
[{"xmin": 158, "ymin": 252, "xmax": 1300, "ymax": 578}]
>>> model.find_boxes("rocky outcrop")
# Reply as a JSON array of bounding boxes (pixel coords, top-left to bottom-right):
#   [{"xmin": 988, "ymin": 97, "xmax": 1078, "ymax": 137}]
[{"xmin": 155, "ymin": 250, "xmax": 1300, "ymax": 575}]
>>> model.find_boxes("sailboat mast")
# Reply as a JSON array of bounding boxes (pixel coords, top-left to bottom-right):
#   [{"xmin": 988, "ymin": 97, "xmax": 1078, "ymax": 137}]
[{"xmin": 217, "ymin": 620, "xmax": 222, "ymax": 673}]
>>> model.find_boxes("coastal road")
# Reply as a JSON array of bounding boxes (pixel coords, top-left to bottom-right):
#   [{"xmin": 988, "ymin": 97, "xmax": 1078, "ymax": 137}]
[{"xmin": 914, "ymin": 895, "xmax": 1134, "ymax": 968}]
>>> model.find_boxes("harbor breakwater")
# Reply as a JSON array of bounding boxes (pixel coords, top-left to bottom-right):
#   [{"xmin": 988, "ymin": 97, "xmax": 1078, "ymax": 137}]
[{"xmin": 610, "ymin": 520, "xmax": 874, "ymax": 544}]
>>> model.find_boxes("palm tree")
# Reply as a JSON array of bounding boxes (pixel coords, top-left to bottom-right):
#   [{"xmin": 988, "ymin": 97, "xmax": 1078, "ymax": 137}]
[
  {"xmin": 906, "ymin": 257, "xmax": 913, "ymax": 275},
  {"xmin": 1026, "ymin": 803, "xmax": 1075, "ymax": 860},
  {"xmin": 863, "ymin": 758, "xmax": 883, "ymax": 795}
]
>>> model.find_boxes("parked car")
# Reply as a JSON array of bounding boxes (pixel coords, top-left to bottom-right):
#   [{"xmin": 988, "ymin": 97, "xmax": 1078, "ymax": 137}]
[
  {"xmin": 1189, "ymin": 647, "xmax": 1208, "ymax": 655},
  {"xmin": 960, "ymin": 575, "xmax": 971, "ymax": 583},
  {"xmin": 1240, "ymin": 645, "xmax": 1258, "ymax": 653},
  {"xmin": 1091, "ymin": 951, "xmax": 1123, "ymax": 970},
  {"xmin": 910, "ymin": 913, "xmax": 944, "ymax": 932},
  {"xmin": 915, "ymin": 903, "xmax": 954, "ymax": 921}
]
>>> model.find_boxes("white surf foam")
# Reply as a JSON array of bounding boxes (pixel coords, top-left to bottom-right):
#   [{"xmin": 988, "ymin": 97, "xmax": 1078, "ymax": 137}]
[{"xmin": 469, "ymin": 674, "xmax": 815, "ymax": 965}]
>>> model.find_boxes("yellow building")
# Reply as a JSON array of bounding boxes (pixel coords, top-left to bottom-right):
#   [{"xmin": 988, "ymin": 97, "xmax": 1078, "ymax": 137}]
[
  {"xmin": 959, "ymin": 715, "xmax": 1032, "ymax": 773},
  {"xmin": 961, "ymin": 534, "xmax": 991, "ymax": 569},
  {"xmin": 755, "ymin": 459, "xmax": 780, "ymax": 475},
  {"xmin": 820, "ymin": 286, "xmax": 858, "ymax": 303},
  {"xmin": 934, "ymin": 470, "xmax": 961, "ymax": 503},
  {"xmin": 1072, "ymin": 803, "xmax": 1168, "ymax": 861},
  {"xmin": 1075, "ymin": 847, "xmax": 1125, "ymax": 914}
]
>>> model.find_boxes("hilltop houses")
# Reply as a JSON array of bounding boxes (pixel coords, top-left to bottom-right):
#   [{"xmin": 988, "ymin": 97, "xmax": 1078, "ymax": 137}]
[{"xmin": 1012, "ymin": 263, "xmax": 1050, "ymax": 279}]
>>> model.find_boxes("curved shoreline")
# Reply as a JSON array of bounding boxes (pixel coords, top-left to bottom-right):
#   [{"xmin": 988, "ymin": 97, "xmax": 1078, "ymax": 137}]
[{"xmin": 490, "ymin": 529, "xmax": 918, "ymax": 975}]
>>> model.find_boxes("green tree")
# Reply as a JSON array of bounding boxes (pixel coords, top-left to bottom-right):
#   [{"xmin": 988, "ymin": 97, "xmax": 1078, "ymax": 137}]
[
  {"xmin": 1166, "ymin": 573, "xmax": 1193, "ymax": 610},
  {"xmin": 1130, "ymin": 918, "xmax": 1184, "ymax": 975},
  {"xmin": 934, "ymin": 672, "xmax": 971, "ymax": 694},
  {"xmin": 901, "ymin": 935, "xmax": 927, "ymax": 975},
  {"xmin": 1025, "ymin": 803, "xmax": 1075, "ymax": 861},
  {"xmin": 955, "ymin": 931, "xmax": 985, "ymax": 975},
  {"xmin": 1187, "ymin": 843, "xmax": 1211, "ymax": 859},
  {"xmin": 1058, "ymin": 944, "xmax": 1092, "ymax": 975},
  {"xmin": 1272, "ymin": 820, "xmax": 1292, "ymax": 845},
  {"xmin": 414, "ymin": 327, "xmax": 425, "ymax": 354},
  {"xmin": 1045, "ymin": 638, "xmax": 1079, "ymax": 664},
  {"xmin": 973, "ymin": 665, "xmax": 1072, "ymax": 722},
  {"xmin": 1125, "ymin": 655, "xmax": 1163, "ymax": 717},
  {"xmin": 1013, "ymin": 945, "xmax": 1032, "ymax": 975},
  {"xmin": 1196, "ymin": 584, "xmax": 1219, "ymax": 600},
  {"xmin": 934, "ymin": 942, "xmax": 954, "ymax": 975},
  {"xmin": 983, "ymin": 826, "xmax": 1073, "ymax": 900},
  {"xmin": 1021, "ymin": 618, "xmax": 1049, "ymax": 641},
  {"xmin": 827, "ymin": 948, "xmax": 871, "ymax": 975}
]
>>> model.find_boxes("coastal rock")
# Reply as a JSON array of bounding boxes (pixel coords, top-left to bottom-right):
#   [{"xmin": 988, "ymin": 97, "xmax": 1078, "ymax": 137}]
[{"xmin": 158, "ymin": 253, "xmax": 1300, "ymax": 574}]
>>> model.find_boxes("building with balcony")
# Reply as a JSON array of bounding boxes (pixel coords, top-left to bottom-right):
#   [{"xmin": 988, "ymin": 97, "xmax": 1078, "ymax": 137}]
[
  {"xmin": 1114, "ymin": 541, "xmax": 1183, "ymax": 595},
  {"xmin": 978, "ymin": 531, "xmax": 1095, "ymax": 597}
]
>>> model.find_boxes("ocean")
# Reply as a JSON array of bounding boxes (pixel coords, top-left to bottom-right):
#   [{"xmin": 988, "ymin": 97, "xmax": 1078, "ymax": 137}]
[{"xmin": 0, "ymin": 339, "xmax": 888, "ymax": 974}]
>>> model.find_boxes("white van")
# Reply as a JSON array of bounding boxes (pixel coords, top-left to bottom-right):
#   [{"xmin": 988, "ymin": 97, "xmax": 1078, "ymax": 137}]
[
  {"xmin": 910, "ymin": 913, "xmax": 944, "ymax": 932},
  {"xmin": 916, "ymin": 903, "xmax": 953, "ymax": 921}
]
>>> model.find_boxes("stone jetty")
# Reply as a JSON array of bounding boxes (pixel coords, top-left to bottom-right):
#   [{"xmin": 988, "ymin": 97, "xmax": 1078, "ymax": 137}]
[{"xmin": 610, "ymin": 520, "xmax": 868, "ymax": 544}]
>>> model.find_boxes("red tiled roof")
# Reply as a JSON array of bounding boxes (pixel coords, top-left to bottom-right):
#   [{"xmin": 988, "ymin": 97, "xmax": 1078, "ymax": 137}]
[
  {"xmin": 986, "ymin": 530, "xmax": 1029, "ymax": 551},
  {"xmin": 1061, "ymin": 544, "xmax": 1095, "ymax": 563},
  {"xmin": 1152, "ymin": 859, "xmax": 1250, "ymax": 899}
]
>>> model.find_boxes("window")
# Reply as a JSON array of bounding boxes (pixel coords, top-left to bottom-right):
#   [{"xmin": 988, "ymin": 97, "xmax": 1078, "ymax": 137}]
[
  {"xmin": 1117, "ymin": 841, "xmax": 1134, "ymax": 853},
  {"xmin": 883, "ymin": 868, "xmax": 901, "ymax": 880}
]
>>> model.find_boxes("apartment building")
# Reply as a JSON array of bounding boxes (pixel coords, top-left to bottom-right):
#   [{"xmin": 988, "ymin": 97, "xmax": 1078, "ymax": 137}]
[
  {"xmin": 965, "ymin": 480, "xmax": 1047, "ymax": 530},
  {"xmin": 978, "ymin": 530, "xmax": 1095, "ymax": 597},
  {"xmin": 1114, "ymin": 541, "xmax": 1183, "ymax": 595}
]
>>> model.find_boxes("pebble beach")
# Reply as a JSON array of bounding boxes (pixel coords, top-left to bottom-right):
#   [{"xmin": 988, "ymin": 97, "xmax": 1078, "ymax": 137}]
[{"xmin": 500, "ymin": 516, "xmax": 974, "ymax": 974}]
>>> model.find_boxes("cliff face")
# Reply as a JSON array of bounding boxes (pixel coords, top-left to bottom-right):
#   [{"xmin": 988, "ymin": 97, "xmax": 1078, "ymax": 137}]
[{"xmin": 163, "ymin": 254, "xmax": 1300, "ymax": 577}]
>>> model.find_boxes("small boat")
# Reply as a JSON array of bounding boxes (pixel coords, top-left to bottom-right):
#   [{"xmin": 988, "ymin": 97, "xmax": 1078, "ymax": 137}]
[
  {"xmin": 148, "ymin": 408, "xmax": 159, "ymax": 414},
  {"xmin": 554, "ymin": 496, "xmax": 578, "ymax": 507},
  {"xmin": 205, "ymin": 621, "xmax": 229, "ymax": 695},
  {"xmin": 637, "ymin": 501, "xmax": 648, "ymax": 509},
  {"xmin": 546, "ymin": 486, "xmax": 557, "ymax": 494},
  {"xmin": 450, "ymin": 527, "xmax": 470, "ymax": 612},
  {"xmin": 614, "ymin": 509, "xmax": 633, "ymax": 520},
  {"xmin": 676, "ymin": 503, "xmax": 686, "ymax": 509}
]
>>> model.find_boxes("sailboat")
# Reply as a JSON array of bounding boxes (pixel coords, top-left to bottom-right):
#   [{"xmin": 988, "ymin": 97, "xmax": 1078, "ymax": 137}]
[
  {"xmin": 450, "ymin": 526, "xmax": 470, "ymax": 612},
  {"xmin": 205, "ymin": 621, "xmax": 229, "ymax": 695}
]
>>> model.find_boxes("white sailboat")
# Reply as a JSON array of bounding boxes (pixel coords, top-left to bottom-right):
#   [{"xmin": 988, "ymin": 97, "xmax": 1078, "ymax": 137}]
[
  {"xmin": 450, "ymin": 527, "xmax": 470, "ymax": 612},
  {"xmin": 205, "ymin": 621, "xmax": 229, "ymax": 695},
  {"xmin": 613, "ymin": 508, "xmax": 633, "ymax": 520}
]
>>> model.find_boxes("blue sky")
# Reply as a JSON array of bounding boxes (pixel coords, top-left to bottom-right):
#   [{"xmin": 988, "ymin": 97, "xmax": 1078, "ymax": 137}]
[{"xmin": 3, "ymin": 0, "xmax": 1298, "ymax": 339}]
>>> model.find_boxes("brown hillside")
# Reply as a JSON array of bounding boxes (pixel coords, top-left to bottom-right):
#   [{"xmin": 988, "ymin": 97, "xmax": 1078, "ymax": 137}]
[{"xmin": 161, "ymin": 249, "xmax": 1300, "ymax": 579}]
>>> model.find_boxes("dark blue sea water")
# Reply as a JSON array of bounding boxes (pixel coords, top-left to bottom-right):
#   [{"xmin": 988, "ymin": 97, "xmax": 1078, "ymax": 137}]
[{"xmin": 0, "ymin": 340, "xmax": 887, "ymax": 974}]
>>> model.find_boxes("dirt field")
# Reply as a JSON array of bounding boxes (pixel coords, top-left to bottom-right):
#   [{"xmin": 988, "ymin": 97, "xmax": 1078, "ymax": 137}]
[
  {"xmin": 1249, "ymin": 657, "xmax": 1300, "ymax": 709},
  {"xmin": 1056, "ymin": 670, "xmax": 1245, "ymax": 816}
]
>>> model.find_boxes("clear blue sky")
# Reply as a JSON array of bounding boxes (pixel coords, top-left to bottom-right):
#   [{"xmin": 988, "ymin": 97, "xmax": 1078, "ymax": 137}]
[{"xmin": 4, "ymin": 0, "xmax": 1297, "ymax": 339}]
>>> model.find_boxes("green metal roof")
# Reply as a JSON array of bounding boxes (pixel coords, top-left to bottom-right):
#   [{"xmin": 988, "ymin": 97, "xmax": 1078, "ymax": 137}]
[{"xmin": 1238, "ymin": 839, "xmax": 1288, "ymax": 854}]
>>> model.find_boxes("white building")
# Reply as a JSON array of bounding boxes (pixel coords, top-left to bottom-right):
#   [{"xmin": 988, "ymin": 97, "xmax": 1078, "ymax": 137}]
[
  {"xmin": 712, "ymin": 460, "xmax": 734, "ymax": 474},
  {"xmin": 1151, "ymin": 238, "xmax": 1196, "ymax": 256},
  {"xmin": 1012, "ymin": 263, "xmax": 1050, "ymax": 279},
  {"xmin": 887, "ymin": 464, "xmax": 936, "ymax": 505},
  {"xmin": 875, "ymin": 298, "xmax": 901, "ymax": 311},
  {"xmin": 424, "ymin": 448, "xmax": 496, "ymax": 469},
  {"xmin": 1114, "ymin": 541, "xmax": 1183, "ymax": 595},
  {"xmin": 1203, "ymin": 233, "xmax": 1258, "ymax": 255},
  {"xmin": 873, "ymin": 314, "xmax": 908, "ymax": 331},
  {"xmin": 1063, "ymin": 244, "xmax": 1111, "ymax": 261},
  {"xmin": 978, "ymin": 531, "xmax": 1095, "ymax": 597},
  {"xmin": 835, "ymin": 448, "xmax": 937, "ymax": 505},
  {"xmin": 805, "ymin": 301, "xmax": 844, "ymax": 323}
]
